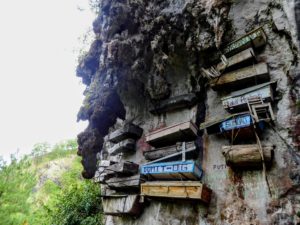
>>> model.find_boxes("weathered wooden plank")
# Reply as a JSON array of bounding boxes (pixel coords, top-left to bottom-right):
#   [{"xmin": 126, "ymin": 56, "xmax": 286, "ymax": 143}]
[
  {"xmin": 149, "ymin": 93, "xmax": 198, "ymax": 114},
  {"xmin": 222, "ymin": 81, "xmax": 275, "ymax": 112},
  {"xmin": 143, "ymin": 142, "xmax": 197, "ymax": 161},
  {"xmin": 141, "ymin": 181, "xmax": 212, "ymax": 204},
  {"xmin": 102, "ymin": 194, "xmax": 144, "ymax": 216},
  {"xmin": 108, "ymin": 139, "xmax": 136, "ymax": 156},
  {"xmin": 210, "ymin": 62, "xmax": 270, "ymax": 91},
  {"xmin": 223, "ymin": 26, "xmax": 267, "ymax": 57},
  {"xmin": 222, "ymin": 144, "xmax": 274, "ymax": 168},
  {"xmin": 94, "ymin": 160, "xmax": 116, "ymax": 183},
  {"xmin": 216, "ymin": 48, "xmax": 256, "ymax": 72},
  {"xmin": 146, "ymin": 121, "xmax": 198, "ymax": 147},
  {"xmin": 106, "ymin": 174, "xmax": 146, "ymax": 190},
  {"xmin": 105, "ymin": 161, "xmax": 139, "ymax": 176},
  {"xmin": 108, "ymin": 123, "xmax": 143, "ymax": 143},
  {"xmin": 140, "ymin": 160, "xmax": 202, "ymax": 180}
]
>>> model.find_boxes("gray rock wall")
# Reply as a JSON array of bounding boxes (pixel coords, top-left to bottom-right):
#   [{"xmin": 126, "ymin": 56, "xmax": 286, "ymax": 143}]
[{"xmin": 76, "ymin": 0, "xmax": 300, "ymax": 224}]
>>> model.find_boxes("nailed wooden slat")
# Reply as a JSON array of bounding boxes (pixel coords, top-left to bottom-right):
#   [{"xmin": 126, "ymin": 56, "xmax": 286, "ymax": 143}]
[
  {"xmin": 108, "ymin": 139, "xmax": 136, "ymax": 156},
  {"xmin": 108, "ymin": 123, "xmax": 143, "ymax": 143},
  {"xmin": 102, "ymin": 194, "xmax": 144, "ymax": 216},
  {"xmin": 140, "ymin": 160, "xmax": 202, "ymax": 180},
  {"xmin": 141, "ymin": 181, "xmax": 212, "ymax": 204},
  {"xmin": 146, "ymin": 121, "xmax": 198, "ymax": 147},
  {"xmin": 223, "ymin": 26, "xmax": 267, "ymax": 57},
  {"xmin": 210, "ymin": 63, "xmax": 270, "ymax": 91},
  {"xmin": 149, "ymin": 93, "xmax": 198, "ymax": 114},
  {"xmin": 222, "ymin": 144, "xmax": 274, "ymax": 169}
]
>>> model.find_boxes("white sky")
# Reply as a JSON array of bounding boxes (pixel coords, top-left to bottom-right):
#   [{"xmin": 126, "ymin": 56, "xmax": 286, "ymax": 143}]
[{"xmin": 0, "ymin": 0, "xmax": 95, "ymax": 160}]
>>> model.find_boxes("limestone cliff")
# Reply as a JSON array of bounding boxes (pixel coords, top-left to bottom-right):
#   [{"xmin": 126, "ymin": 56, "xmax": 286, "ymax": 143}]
[{"xmin": 76, "ymin": 0, "xmax": 300, "ymax": 224}]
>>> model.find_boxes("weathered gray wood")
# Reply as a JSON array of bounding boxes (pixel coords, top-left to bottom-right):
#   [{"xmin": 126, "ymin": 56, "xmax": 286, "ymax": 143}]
[
  {"xmin": 223, "ymin": 26, "xmax": 267, "ymax": 57},
  {"xmin": 146, "ymin": 121, "xmax": 198, "ymax": 147},
  {"xmin": 150, "ymin": 93, "xmax": 198, "ymax": 114},
  {"xmin": 106, "ymin": 174, "xmax": 145, "ymax": 190},
  {"xmin": 222, "ymin": 144, "xmax": 274, "ymax": 169},
  {"xmin": 210, "ymin": 63, "xmax": 270, "ymax": 91},
  {"xmin": 141, "ymin": 181, "xmax": 212, "ymax": 204},
  {"xmin": 105, "ymin": 161, "xmax": 139, "ymax": 176},
  {"xmin": 108, "ymin": 139, "xmax": 136, "ymax": 156},
  {"xmin": 94, "ymin": 160, "xmax": 116, "ymax": 183},
  {"xmin": 143, "ymin": 142, "xmax": 197, "ymax": 161},
  {"xmin": 108, "ymin": 123, "xmax": 143, "ymax": 143},
  {"xmin": 102, "ymin": 194, "xmax": 144, "ymax": 216},
  {"xmin": 216, "ymin": 48, "xmax": 256, "ymax": 72}
]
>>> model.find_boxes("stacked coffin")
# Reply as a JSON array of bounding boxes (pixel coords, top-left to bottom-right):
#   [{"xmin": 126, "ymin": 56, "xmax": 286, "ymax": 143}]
[
  {"xmin": 141, "ymin": 121, "xmax": 212, "ymax": 204},
  {"xmin": 97, "ymin": 123, "xmax": 146, "ymax": 216},
  {"xmin": 200, "ymin": 26, "xmax": 276, "ymax": 169}
]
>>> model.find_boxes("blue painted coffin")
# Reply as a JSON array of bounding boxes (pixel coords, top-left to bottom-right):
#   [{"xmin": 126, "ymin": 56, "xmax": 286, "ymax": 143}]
[
  {"xmin": 140, "ymin": 160, "xmax": 202, "ymax": 180},
  {"xmin": 220, "ymin": 114, "xmax": 253, "ymax": 132}
]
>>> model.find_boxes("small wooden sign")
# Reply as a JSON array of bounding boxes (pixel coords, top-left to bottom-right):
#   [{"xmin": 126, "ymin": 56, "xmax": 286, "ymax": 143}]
[
  {"xmin": 223, "ymin": 26, "xmax": 267, "ymax": 57},
  {"xmin": 220, "ymin": 114, "xmax": 252, "ymax": 131},
  {"xmin": 102, "ymin": 195, "xmax": 143, "ymax": 216},
  {"xmin": 140, "ymin": 160, "xmax": 202, "ymax": 180},
  {"xmin": 150, "ymin": 93, "xmax": 198, "ymax": 114},
  {"xmin": 108, "ymin": 123, "xmax": 143, "ymax": 143},
  {"xmin": 146, "ymin": 121, "xmax": 198, "ymax": 147},
  {"xmin": 210, "ymin": 63, "xmax": 270, "ymax": 91},
  {"xmin": 222, "ymin": 82, "xmax": 275, "ymax": 112},
  {"xmin": 141, "ymin": 181, "xmax": 212, "ymax": 204}
]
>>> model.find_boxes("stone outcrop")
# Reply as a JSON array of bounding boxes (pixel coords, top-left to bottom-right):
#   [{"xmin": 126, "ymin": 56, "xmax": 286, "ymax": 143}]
[{"xmin": 76, "ymin": 0, "xmax": 300, "ymax": 224}]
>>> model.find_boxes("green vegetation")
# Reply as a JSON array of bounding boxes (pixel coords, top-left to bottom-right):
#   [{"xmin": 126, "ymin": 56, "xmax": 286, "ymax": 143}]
[{"xmin": 0, "ymin": 139, "xmax": 103, "ymax": 225}]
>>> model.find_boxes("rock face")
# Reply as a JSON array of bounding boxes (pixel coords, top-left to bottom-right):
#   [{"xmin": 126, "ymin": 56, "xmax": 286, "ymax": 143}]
[{"xmin": 76, "ymin": 0, "xmax": 300, "ymax": 224}]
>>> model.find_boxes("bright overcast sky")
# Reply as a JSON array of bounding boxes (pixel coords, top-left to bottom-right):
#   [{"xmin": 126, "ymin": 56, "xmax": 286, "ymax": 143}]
[{"xmin": 0, "ymin": 0, "xmax": 95, "ymax": 160}]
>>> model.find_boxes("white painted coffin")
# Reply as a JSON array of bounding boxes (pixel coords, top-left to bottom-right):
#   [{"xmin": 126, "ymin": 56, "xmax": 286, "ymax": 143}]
[{"xmin": 222, "ymin": 81, "xmax": 275, "ymax": 112}]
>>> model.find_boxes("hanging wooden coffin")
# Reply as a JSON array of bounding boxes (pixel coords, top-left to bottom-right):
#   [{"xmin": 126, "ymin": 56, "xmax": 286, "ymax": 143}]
[
  {"xmin": 105, "ymin": 161, "xmax": 139, "ymax": 176},
  {"xmin": 102, "ymin": 194, "xmax": 144, "ymax": 216},
  {"xmin": 94, "ymin": 160, "xmax": 116, "ymax": 183},
  {"xmin": 143, "ymin": 142, "xmax": 198, "ymax": 161},
  {"xmin": 108, "ymin": 139, "xmax": 136, "ymax": 156},
  {"xmin": 106, "ymin": 174, "xmax": 146, "ymax": 191},
  {"xmin": 145, "ymin": 121, "xmax": 198, "ymax": 147},
  {"xmin": 222, "ymin": 144, "xmax": 274, "ymax": 169},
  {"xmin": 108, "ymin": 123, "xmax": 143, "ymax": 143},
  {"xmin": 141, "ymin": 181, "xmax": 212, "ymax": 204},
  {"xmin": 222, "ymin": 81, "xmax": 276, "ymax": 112},
  {"xmin": 149, "ymin": 93, "xmax": 198, "ymax": 114},
  {"xmin": 140, "ymin": 160, "xmax": 202, "ymax": 180},
  {"xmin": 216, "ymin": 48, "xmax": 256, "ymax": 73},
  {"xmin": 210, "ymin": 62, "xmax": 270, "ymax": 91},
  {"xmin": 223, "ymin": 26, "xmax": 267, "ymax": 57}
]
